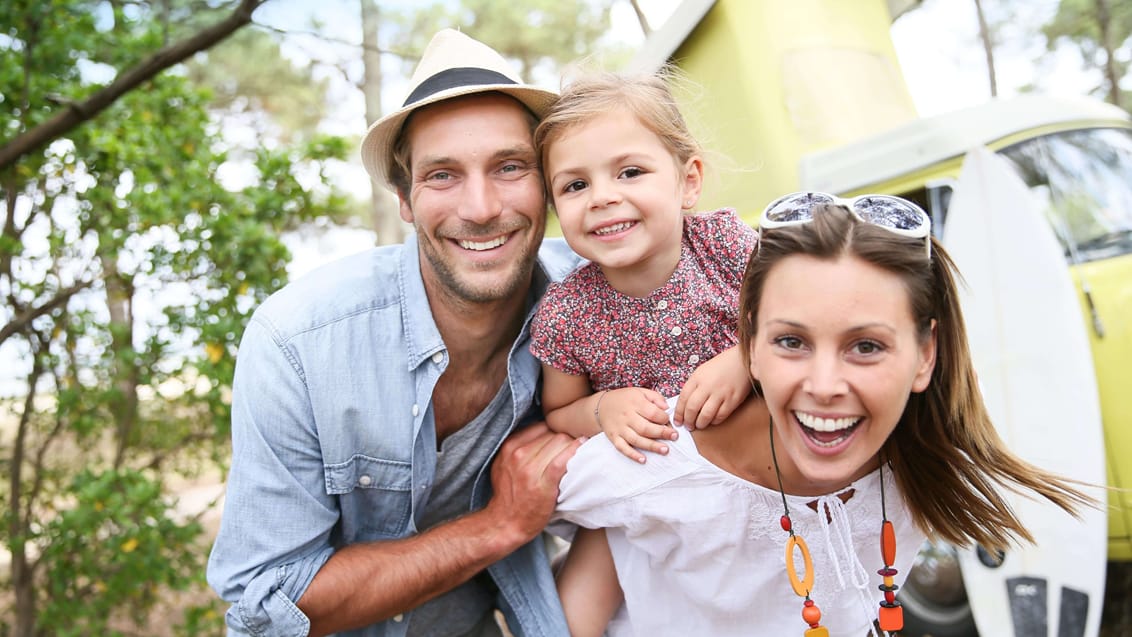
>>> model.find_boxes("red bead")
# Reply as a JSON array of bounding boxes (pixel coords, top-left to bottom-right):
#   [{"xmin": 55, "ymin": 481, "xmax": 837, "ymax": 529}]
[
  {"xmin": 802, "ymin": 603, "xmax": 822, "ymax": 625},
  {"xmin": 877, "ymin": 567, "xmax": 898, "ymax": 577},
  {"xmin": 885, "ymin": 590, "xmax": 896, "ymax": 603},
  {"xmin": 804, "ymin": 600, "xmax": 814, "ymax": 607},
  {"xmin": 880, "ymin": 520, "xmax": 897, "ymax": 566},
  {"xmin": 781, "ymin": 515, "xmax": 792, "ymax": 532}
]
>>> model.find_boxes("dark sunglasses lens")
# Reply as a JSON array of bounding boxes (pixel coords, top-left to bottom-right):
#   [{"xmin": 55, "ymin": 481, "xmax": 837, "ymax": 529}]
[
  {"xmin": 765, "ymin": 192, "xmax": 835, "ymax": 224},
  {"xmin": 855, "ymin": 197, "xmax": 925, "ymax": 231}
]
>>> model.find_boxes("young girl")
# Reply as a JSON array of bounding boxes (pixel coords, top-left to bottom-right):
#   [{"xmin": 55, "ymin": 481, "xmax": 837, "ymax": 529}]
[
  {"xmin": 551, "ymin": 194, "xmax": 1093, "ymax": 636},
  {"xmin": 529, "ymin": 70, "xmax": 757, "ymax": 462}
]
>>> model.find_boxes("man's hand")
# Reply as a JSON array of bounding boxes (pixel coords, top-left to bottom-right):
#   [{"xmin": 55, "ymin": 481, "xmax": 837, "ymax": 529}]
[{"xmin": 486, "ymin": 423, "xmax": 583, "ymax": 542}]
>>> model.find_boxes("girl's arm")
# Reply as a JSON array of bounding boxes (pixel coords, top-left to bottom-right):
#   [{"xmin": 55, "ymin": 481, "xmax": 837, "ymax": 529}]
[
  {"xmin": 556, "ymin": 528, "xmax": 623, "ymax": 637},
  {"xmin": 543, "ymin": 364, "xmax": 673, "ymax": 462},
  {"xmin": 542, "ymin": 364, "xmax": 602, "ymax": 438}
]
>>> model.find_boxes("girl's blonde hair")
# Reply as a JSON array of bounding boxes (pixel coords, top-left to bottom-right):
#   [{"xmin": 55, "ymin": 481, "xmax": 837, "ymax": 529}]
[
  {"xmin": 738, "ymin": 204, "xmax": 1093, "ymax": 552},
  {"xmin": 534, "ymin": 67, "xmax": 702, "ymax": 186}
]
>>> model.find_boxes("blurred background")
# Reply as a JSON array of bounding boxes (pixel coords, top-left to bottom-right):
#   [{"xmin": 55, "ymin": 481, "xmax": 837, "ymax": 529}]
[{"xmin": 1, "ymin": 0, "xmax": 1129, "ymax": 635}]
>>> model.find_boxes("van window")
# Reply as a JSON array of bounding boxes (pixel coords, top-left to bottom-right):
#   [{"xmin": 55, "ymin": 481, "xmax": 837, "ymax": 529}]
[{"xmin": 999, "ymin": 127, "xmax": 1132, "ymax": 263}]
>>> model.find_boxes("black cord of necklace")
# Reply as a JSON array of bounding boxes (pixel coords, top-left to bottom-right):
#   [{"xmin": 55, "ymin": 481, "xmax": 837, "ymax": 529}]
[
  {"xmin": 768, "ymin": 417, "xmax": 793, "ymax": 535},
  {"xmin": 879, "ymin": 455, "xmax": 888, "ymax": 523}
]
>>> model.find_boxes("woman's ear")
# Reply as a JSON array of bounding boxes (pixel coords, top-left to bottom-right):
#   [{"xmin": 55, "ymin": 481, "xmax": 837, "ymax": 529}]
[{"xmin": 912, "ymin": 319, "xmax": 938, "ymax": 393}]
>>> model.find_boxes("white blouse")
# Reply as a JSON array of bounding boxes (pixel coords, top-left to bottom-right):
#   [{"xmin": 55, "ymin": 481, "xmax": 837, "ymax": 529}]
[{"xmin": 553, "ymin": 415, "xmax": 926, "ymax": 637}]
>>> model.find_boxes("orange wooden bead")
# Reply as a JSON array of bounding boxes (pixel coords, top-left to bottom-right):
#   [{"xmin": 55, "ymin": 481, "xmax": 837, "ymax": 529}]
[
  {"xmin": 878, "ymin": 604, "xmax": 904, "ymax": 631},
  {"xmin": 804, "ymin": 627, "xmax": 830, "ymax": 637},
  {"xmin": 880, "ymin": 520, "xmax": 897, "ymax": 565},
  {"xmin": 802, "ymin": 604, "xmax": 822, "ymax": 625}
]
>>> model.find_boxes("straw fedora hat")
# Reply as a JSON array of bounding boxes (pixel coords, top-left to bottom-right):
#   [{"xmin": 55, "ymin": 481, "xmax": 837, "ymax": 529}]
[{"xmin": 360, "ymin": 28, "xmax": 558, "ymax": 190}]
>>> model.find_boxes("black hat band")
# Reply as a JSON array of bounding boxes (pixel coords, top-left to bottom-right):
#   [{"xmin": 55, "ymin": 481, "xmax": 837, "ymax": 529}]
[{"xmin": 403, "ymin": 68, "xmax": 518, "ymax": 107}]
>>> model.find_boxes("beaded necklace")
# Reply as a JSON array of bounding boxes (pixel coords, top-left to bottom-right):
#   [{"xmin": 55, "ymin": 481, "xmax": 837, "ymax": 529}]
[{"xmin": 768, "ymin": 421, "xmax": 904, "ymax": 636}]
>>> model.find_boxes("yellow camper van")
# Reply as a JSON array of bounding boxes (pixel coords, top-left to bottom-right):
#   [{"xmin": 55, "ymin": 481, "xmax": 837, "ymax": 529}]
[
  {"xmin": 800, "ymin": 93, "xmax": 1132, "ymax": 635},
  {"xmin": 631, "ymin": 0, "xmax": 1132, "ymax": 634}
]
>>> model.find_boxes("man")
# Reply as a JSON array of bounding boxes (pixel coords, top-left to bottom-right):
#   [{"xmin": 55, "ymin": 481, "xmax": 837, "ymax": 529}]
[{"xmin": 207, "ymin": 29, "xmax": 582, "ymax": 637}]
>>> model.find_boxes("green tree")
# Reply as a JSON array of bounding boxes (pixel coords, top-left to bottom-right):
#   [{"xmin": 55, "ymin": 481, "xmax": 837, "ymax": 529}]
[
  {"xmin": 0, "ymin": 1, "xmax": 349, "ymax": 635},
  {"xmin": 385, "ymin": 0, "xmax": 616, "ymax": 84},
  {"xmin": 185, "ymin": 27, "xmax": 332, "ymax": 143},
  {"xmin": 1043, "ymin": 0, "xmax": 1132, "ymax": 109}
]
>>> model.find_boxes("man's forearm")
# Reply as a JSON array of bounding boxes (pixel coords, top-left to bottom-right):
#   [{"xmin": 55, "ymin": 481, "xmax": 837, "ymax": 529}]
[{"xmin": 298, "ymin": 506, "xmax": 527, "ymax": 637}]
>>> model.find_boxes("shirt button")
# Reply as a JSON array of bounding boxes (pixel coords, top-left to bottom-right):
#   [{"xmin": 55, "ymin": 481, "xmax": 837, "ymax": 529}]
[
  {"xmin": 671, "ymin": 326, "xmax": 682, "ymax": 336},
  {"xmin": 358, "ymin": 475, "xmax": 373, "ymax": 487},
  {"xmin": 412, "ymin": 404, "xmax": 420, "ymax": 417},
  {"xmin": 431, "ymin": 352, "xmax": 443, "ymax": 364},
  {"xmin": 688, "ymin": 354, "xmax": 700, "ymax": 364},
  {"xmin": 656, "ymin": 299, "xmax": 668, "ymax": 310},
  {"xmin": 393, "ymin": 614, "xmax": 404, "ymax": 622}
]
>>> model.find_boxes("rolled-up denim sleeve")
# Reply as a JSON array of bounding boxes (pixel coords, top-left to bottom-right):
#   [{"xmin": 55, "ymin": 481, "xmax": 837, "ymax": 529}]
[{"xmin": 207, "ymin": 316, "xmax": 340, "ymax": 636}]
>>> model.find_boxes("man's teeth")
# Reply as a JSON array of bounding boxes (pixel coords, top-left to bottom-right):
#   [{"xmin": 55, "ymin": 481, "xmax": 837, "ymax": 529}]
[
  {"xmin": 459, "ymin": 236, "xmax": 507, "ymax": 251},
  {"xmin": 794, "ymin": 412, "xmax": 860, "ymax": 432},
  {"xmin": 595, "ymin": 222, "xmax": 633, "ymax": 236}
]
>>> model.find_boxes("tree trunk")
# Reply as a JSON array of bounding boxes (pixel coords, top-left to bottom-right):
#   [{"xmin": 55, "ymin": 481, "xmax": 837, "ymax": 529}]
[
  {"xmin": 9, "ymin": 361, "xmax": 41, "ymax": 637},
  {"xmin": 361, "ymin": 0, "xmax": 405, "ymax": 246},
  {"xmin": 101, "ymin": 259, "xmax": 139, "ymax": 469},
  {"xmin": 1094, "ymin": 0, "xmax": 1122, "ymax": 108},
  {"xmin": 973, "ymin": 0, "xmax": 998, "ymax": 97}
]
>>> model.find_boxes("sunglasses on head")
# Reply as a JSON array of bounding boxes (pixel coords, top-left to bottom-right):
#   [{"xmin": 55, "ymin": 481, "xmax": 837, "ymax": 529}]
[{"xmin": 760, "ymin": 191, "xmax": 932, "ymax": 258}]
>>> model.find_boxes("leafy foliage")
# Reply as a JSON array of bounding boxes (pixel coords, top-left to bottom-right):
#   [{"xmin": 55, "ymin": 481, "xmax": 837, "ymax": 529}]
[
  {"xmin": 1, "ymin": 1, "xmax": 348, "ymax": 634},
  {"xmin": 386, "ymin": 0, "xmax": 618, "ymax": 81},
  {"xmin": 37, "ymin": 469, "xmax": 203, "ymax": 636},
  {"xmin": 185, "ymin": 28, "xmax": 333, "ymax": 141},
  {"xmin": 1043, "ymin": 0, "xmax": 1132, "ymax": 108}
]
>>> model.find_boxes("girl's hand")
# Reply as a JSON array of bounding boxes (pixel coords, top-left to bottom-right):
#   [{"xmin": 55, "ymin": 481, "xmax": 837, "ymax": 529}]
[
  {"xmin": 676, "ymin": 346, "xmax": 752, "ymax": 429},
  {"xmin": 595, "ymin": 387, "xmax": 674, "ymax": 463}
]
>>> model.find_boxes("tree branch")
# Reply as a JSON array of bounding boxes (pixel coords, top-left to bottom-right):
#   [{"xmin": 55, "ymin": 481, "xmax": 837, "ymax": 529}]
[
  {"xmin": 0, "ymin": 0, "xmax": 267, "ymax": 172},
  {"xmin": 0, "ymin": 278, "xmax": 99, "ymax": 348}
]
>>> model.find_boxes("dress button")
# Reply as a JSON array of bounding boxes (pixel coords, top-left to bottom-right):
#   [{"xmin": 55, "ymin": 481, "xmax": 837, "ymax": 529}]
[
  {"xmin": 358, "ymin": 475, "xmax": 373, "ymax": 487},
  {"xmin": 412, "ymin": 404, "xmax": 420, "ymax": 417},
  {"xmin": 671, "ymin": 326, "xmax": 682, "ymax": 336},
  {"xmin": 393, "ymin": 614, "xmax": 404, "ymax": 622},
  {"xmin": 656, "ymin": 299, "xmax": 668, "ymax": 310},
  {"xmin": 688, "ymin": 354, "xmax": 700, "ymax": 364},
  {"xmin": 431, "ymin": 352, "xmax": 443, "ymax": 364}
]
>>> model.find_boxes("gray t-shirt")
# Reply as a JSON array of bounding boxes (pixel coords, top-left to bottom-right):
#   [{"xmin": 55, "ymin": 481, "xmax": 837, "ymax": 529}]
[{"xmin": 406, "ymin": 383, "xmax": 513, "ymax": 636}]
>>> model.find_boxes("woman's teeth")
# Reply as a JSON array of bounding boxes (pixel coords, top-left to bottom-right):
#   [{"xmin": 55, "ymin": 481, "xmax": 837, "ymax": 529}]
[
  {"xmin": 794, "ymin": 412, "xmax": 860, "ymax": 432},
  {"xmin": 794, "ymin": 411, "xmax": 862, "ymax": 447}
]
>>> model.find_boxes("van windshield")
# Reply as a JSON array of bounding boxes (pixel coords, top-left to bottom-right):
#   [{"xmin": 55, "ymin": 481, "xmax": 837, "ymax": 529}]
[{"xmin": 1000, "ymin": 127, "xmax": 1132, "ymax": 263}]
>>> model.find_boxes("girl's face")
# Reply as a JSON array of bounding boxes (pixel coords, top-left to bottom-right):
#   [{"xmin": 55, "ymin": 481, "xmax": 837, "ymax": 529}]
[
  {"xmin": 749, "ymin": 253, "xmax": 937, "ymax": 493},
  {"xmin": 544, "ymin": 110, "xmax": 703, "ymax": 296}
]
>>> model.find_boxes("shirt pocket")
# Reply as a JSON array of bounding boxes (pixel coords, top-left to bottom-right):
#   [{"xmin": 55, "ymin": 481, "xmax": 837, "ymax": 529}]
[{"xmin": 324, "ymin": 455, "xmax": 413, "ymax": 540}]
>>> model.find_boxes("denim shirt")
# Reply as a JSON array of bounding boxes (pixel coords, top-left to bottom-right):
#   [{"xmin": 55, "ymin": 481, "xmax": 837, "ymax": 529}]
[{"xmin": 206, "ymin": 235, "xmax": 579, "ymax": 637}]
